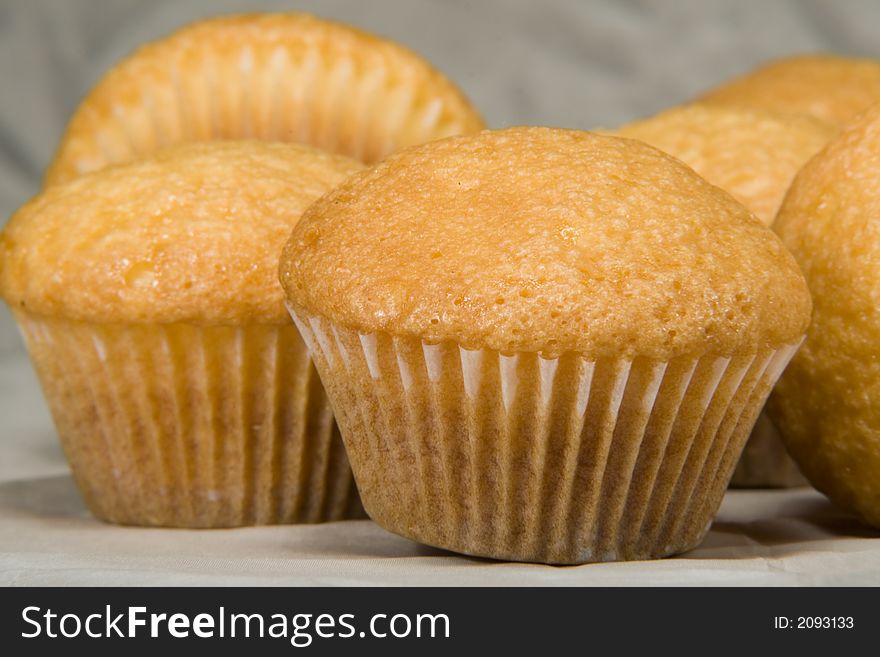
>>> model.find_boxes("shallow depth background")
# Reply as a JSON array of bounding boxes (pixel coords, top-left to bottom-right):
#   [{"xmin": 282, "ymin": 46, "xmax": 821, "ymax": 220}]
[{"xmin": 2, "ymin": 0, "xmax": 880, "ymax": 475}]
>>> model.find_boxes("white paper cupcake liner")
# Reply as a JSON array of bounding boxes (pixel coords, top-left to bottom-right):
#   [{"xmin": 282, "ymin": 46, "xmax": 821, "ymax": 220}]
[
  {"xmin": 292, "ymin": 308, "xmax": 801, "ymax": 564},
  {"xmin": 47, "ymin": 28, "xmax": 484, "ymax": 184},
  {"xmin": 16, "ymin": 312, "xmax": 363, "ymax": 527}
]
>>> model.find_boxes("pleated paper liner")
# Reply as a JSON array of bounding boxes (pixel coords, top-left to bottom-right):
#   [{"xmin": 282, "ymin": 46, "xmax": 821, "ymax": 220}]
[
  {"xmin": 729, "ymin": 411, "xmax": 807, "ymax": 488},
  {"xmin": 16, "ymin": 312, "xmax": 364, "ymax": 527},
  {"xmin": 292, "ymin": 309, "xmax": 802, "ymax": 564},
  {"xmin": 46, "ymin": 17, "xmax": 484, "ymax": 183}
]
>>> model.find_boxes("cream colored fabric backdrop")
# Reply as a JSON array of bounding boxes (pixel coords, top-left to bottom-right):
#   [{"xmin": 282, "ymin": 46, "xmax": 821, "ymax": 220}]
[{"xmin": 2, "ymin": 0, "xmax": 880, "ymax": 585}]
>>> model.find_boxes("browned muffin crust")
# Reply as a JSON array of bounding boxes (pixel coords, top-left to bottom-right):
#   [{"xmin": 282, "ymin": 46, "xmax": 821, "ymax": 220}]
[
  {"xmin": 615, "ymin": 104, "xmax": 834, "ymax": 225},
  {"xmin": 281, "ymin": 127, "xmax": 811, "ymax": 359},
  {"xmin": 2, "ymin": 140, "xmax": 363, "ymax": 324}
]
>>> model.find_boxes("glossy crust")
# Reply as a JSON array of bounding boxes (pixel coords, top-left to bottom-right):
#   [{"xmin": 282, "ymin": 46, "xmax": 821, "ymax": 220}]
[
  {"xmin": 45, "ymin": 13, "xmax": 484, "ymax": 184},
  {"xmin": 771, "ymin": 105, "xmax": 880, "ymax": 527},
  {"xmin": 616, "ymin": 104, "xmax": 834, "ymax": 225},
  {"xmin": 1, "ymin": 141, "xmax": 363, "ymax": 324},
  {"xmin": 281, "ymin": 127, "xmax": 811, "ymax": 360},
  {"xmin": 698, "ymin": 54, "xmax": 880, "ymax": 127}
]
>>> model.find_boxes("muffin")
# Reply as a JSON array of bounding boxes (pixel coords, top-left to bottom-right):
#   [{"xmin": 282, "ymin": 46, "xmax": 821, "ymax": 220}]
[
  {"xmin": 279, "ymin": 127, "xmax": 811, "ymax": 564},
  {"xmin": 0, "ymin": 141, "xmax": 365, "ymax": 527},
  {"xmin": 45, "ymin": 13, "xmax": 484, "ymax": 185},
  {"xmin": 616, "ymin": 104, "xmax": 833, "ymax": 488},
  {"xmin": 771, "ymin": 104, "xmax": 880, "ymax": 529},
  {"xmin": 697, "ymin": 54, "xmax": 880, "ymax": 127},
  {"xmin": 615, "ymin": 104, "xmax": 834, "ymax": 225}
]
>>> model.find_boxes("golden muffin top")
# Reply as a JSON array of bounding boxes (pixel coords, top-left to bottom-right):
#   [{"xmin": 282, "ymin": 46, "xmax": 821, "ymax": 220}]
[
  {"xmin": 615, "ymin": 104, "xmax": 835, "ymax": 224},
  {"xmin": 771, "ymin": 105, "xmax": 880, "ymax": 524},
  {"xmin": 775, "ymin": 103, "xmax": 880, "ymax": 343},
  {"xmin": 280, "ymin": 127, "xmax": 811, "ymax": 360},
  {"xmin": 1, "ymin": 141, "xmax": 362, "ymax": 324},
  {"xmin": 698, "ymin": 54, "xmax": 880, "ymax": 127},
  {"xmin": 45, "ymin": 13, "xmax": 484, "ymax": 184}
]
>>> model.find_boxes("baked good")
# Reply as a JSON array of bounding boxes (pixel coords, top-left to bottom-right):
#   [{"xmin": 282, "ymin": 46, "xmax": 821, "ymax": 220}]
[
  {"xmin": 616, "ymin": 104, "xmax": 832, "ymax": 487},
  {"xmin": 697, "ymin": 54, "xmax": 880, "ymax": 127},
  {"xmin": 771, "ymin": 104, "xmax": 880, "ymax": 528},
  {"xmin": 615, "ymin": 104, "xmax": 834, "ymax": 225},
  {"xmin": 45, "ymin": 13, "xmax": 484, "ymax": 184},
  {"xmin": 279, "ymin": 126, "xmax": 811, "ymax": 563},
  {"xmin": 0, "ymin": 140, "xmax": 365, "ymax": 527}
]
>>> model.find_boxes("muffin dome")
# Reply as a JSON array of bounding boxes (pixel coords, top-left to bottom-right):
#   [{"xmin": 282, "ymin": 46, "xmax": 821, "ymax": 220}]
[
  {"xmin": 2, "ymin": 140, "xmax": 363, "ymax": 323},
  {"xmin": 615, "ymin": 104, "xmax": 834, "ymax": 225},
  {"xmin": 615, "ymin": 105, "xmax": 829, "ymax": 490},
  {"xmin": 771, "ymin": 104, "xmax": 880, "ymax": 527},
  {"xmin": 282, "ymin": 126, "xmax": 812, "ymax": 564},
  {"xmin": 45, "ymin": 13, "xmax": 484, "ymax": 184},
  {"xmin": 281, "ymin": 127, "xmax": 811, "ymax": 360},
  {"xmin": 698, "ymin": 54, "xmax": 880, "ymax": 127}
]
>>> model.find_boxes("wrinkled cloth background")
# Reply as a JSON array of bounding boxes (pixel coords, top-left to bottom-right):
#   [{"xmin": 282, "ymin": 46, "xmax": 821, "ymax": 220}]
[{"xmin": 1, "ymin": 0, "xmax": 879, "ymax": 585}]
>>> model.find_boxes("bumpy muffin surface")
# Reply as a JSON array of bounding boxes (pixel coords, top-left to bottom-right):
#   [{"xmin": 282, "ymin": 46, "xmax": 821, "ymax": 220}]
[
  {"xmin": 771, "ymin": 105, "xmax": 880, "ymax": 527},
  {"xmin": 281, "ymin": 127, "xmax": 810, "ymax": 359},
  {"xmin": 2, "ymin": 141, "xmax": 362, "ymax": 324},
  {"xmin": 616, "ymin": 104, "xmax": 834, "ymax": 224}
]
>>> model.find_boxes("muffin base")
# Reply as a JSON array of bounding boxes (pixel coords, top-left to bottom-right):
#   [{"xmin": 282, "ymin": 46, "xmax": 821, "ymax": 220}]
[
  {"xmin": 293, "ymin": 309, "xmax": 801, "ymax": 564},
  {"xmin": 17, "ymin": 312, "xmax": 363, "ymax": 527}
]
